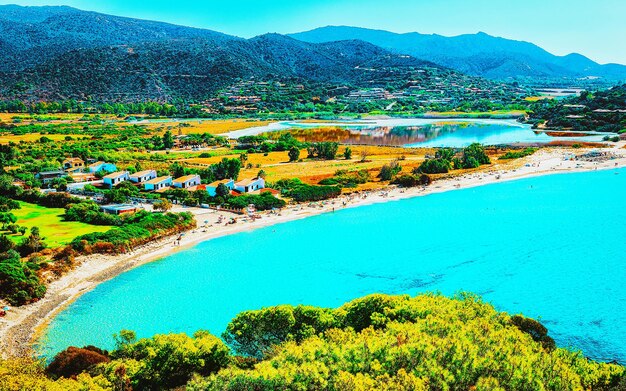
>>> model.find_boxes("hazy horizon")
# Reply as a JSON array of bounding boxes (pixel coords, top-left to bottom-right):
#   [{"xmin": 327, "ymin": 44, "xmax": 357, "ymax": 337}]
[{"xmin": 2, "ymin": 0, "xmax": 626, "ymax": 65}]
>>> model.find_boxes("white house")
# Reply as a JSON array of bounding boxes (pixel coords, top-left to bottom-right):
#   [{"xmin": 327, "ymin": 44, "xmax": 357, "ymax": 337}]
[
  {"xmin": 88, "ymin": 161, "xmax": 117, "ymax": 173},
  {"xmin": 234, "ymin": 177, "xmax": 265, "ymax": 193},
  {"xmin": 144, "ymin": 176, "xmax": 172, "ymax": 191},
  {"xmin": 103, "ymin": 171, "xmax": 130, "ymax": 188},
  {"xmin": 206, "ymin": 179, "xmax": 235, "ymax": 196},
  {"xmin": 129, "ymin": 170, "xmax": 157, "ymax": 183},
  {"xmin": 173, "ymin": 174, "xmax": 201, "ymax": 189}
]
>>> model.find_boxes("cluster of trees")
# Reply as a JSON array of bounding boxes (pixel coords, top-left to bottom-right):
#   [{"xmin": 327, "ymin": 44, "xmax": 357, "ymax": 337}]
[
  {"xmin": 307, "ymin": 142, "xmax": 339, "ymax": 160},
  {"xmin": 0, "ymin": 248, "xmax": 47, "ymax": 305},
  {"xmin": 24, "ymin": 293, "xmax": 625, "ymax": 390},
  {"xmin": 418, "ymin": 143, "xmax": 491, "ymax": 174},
  {"xmin": 71, "ymin": 211, "xmax": 195, "ymax": 255},
  {"xmin": 0, "ymin": 99, "xmax": 208, "ymax": 117},
  {"xmin": 273, "ymin": 178, "xmax": 341, "ymax": 202},
  {"xmin": 392, "ymin": 173, "xmax": 432, "ymax": 188},
  {"xmin": 238, "ymin": 133, "xmax": 303, "ymax": 154}
]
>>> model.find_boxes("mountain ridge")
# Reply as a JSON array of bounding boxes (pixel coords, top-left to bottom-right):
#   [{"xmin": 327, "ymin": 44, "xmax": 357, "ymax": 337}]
[{"xmin": 288, "ymin": 26, "xmax": 626, "ymax": 81}]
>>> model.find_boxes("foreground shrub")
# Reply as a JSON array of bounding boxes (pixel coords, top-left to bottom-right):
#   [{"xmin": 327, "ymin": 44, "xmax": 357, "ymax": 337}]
[
  {"xmin": 391, "ymin": 174, "xmax": 431, "ymax": 187},
  {"xmin": 47, "ymin": 346, "xmax": 110, "ymax": 379},
  {"xmin": 192, "ymin": 294, "xmax": 624, "ymax": 391},
  {"xmin": 95, "ymin": 331, "xmax": 230, "ymax": 390}
]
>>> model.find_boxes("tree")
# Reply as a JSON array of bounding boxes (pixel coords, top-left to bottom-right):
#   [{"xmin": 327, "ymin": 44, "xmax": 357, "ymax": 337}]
[
  {"xmin": 257, "ymin": 170, "xmax": 266, "ymax": 179},
  {"xmin": 153, "ymin": 199, "xmax": 173, "ymax": 212},
  {"xmin": 170, "ymin": 162, "xmax": 186, "ymax": 178},
  {"xmin": 215, "ymin": 183, "xmax": 230, "ymax": 198},
  {"xmin": 18, "ymin": 226, "xmax": 46, "ymax": 256},
  {"xmin": 461, "ymin": 143, "xmax": 490, "ymax": 168},
  {"xmin": 162, "ymin": 131, "xmax": 174, "ymax": 150},
  {"xmin": 360, "ymin": 149, "xmax": 370, "ymax": 162},
  {"xmin": 416, "ymin": 159, "xmax": 451, "ymax": 174},
  {"xmin": 47, "ymin": 346, "xmax": 110, "ymax": 379},
  {"xmin": 288, "ymin": 147, "xmax": 300, "ymax": 162},
  {"xmin": 211, "ymin": 158, "xmax": 241, "ymax": 181},
  {"xmin": 378, "ymin": 161, "xmax": 402, "ymax": 181},
  {"xmin": 0, "ymin": 212, "xmax": 17, "ymax": 229},
  {"xmin": 0, "ymin": 234, "xmax": 15, "ymax": 253},
  {"xmin": 343, "ymin": 147, "xmax": 352, "ymax": 160}
]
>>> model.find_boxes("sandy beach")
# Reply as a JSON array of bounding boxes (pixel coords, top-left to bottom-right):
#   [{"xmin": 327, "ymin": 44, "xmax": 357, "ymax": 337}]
[{"xmin": 1, "ymin": 144, "xmax": 625, "ymax": 359}]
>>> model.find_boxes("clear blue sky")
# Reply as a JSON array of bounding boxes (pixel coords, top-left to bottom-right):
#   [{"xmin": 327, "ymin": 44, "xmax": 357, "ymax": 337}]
[{"xmin": 4, "ymin": 0, "xmax": 626, "ymax": 64}]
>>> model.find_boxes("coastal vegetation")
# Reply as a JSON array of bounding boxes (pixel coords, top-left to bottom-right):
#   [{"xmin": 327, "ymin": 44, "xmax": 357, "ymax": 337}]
[
  {"xmin": 416, "ymin": 143, "xmax": 491, "ymax": 174},
  {"xmin": 2, "ymin": 293, "xmax": 624, "ymax": 390},
  {"xmin": 273, "ymin": 178, "xmax": 342, "ymax": 202},
  {"xmin": 499, "ymin": 147, "xmax": 539, "ymax": 160}
]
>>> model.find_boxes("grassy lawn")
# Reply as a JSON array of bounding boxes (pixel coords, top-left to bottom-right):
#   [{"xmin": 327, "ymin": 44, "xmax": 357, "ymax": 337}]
[{"xmin": 4, "ymin": 202, "xmax": 110, "ymax": 248}]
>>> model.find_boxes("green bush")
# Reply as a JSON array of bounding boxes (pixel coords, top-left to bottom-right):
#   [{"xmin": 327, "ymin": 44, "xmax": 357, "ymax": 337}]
[
  {"xmin": 416, "ymin": 158, "xmax": 450, "ymax": 174},
  {"xmin": 96, "ymin": 330, "xmax": 230, "ymax": 390},
  {"xmin": 499, "ymin": 147, "xmax": 538, "ymax": 160}
]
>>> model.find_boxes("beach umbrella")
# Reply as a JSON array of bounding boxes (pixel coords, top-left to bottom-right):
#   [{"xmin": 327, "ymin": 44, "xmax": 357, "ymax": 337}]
[{"xmin": 2, "ymin": 306, "xmax": 9, "ymax": 311}]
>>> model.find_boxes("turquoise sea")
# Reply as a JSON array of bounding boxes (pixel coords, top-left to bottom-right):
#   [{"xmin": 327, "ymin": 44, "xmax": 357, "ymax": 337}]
[{"xmin": 38, "ymin": 169, "xmax": 626, "ymax": 363}]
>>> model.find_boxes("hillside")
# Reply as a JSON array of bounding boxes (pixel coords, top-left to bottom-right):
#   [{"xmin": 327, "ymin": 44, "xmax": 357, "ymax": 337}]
[
  {"xmin": 290, "ymin": 26, "xmax": 626, "ymax": 82},
  {"xmin": 528, "ymin": 84, "xmax": 626, "ymax": 133},
  {"xmin": 0, "ymin": 5, "xmax": 530, "ymax": 105},
  {"xmin": 0, "ymin": 5, "xmax": 451, "ymax": 102}
]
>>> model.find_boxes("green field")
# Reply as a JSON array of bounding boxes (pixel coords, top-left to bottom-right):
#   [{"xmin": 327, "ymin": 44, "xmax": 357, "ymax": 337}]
[{"xmin": 4, "ymin": 201, "xmax": 111, "ymax": 248}]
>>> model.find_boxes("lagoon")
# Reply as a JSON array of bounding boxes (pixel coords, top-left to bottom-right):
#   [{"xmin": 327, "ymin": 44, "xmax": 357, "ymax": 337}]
[
  {"xmin": 226, "ymin": 118, "xmax": 610, "ymax": 147},
  {"xmin": 38, "ymin": 169, "xmax": 626, "ymax": 363}
]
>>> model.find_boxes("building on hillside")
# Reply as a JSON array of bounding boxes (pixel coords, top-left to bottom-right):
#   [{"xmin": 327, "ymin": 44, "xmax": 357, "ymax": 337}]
[
  {"xmin": 101, "ymin": 204, "xmax": 138, "ymax": 215},
  {"xmin": 35, "ymin": 170, "xmax": 66, "ymax": 184},
  {"xmin": 88, "ymin": 161, "xmax": 117, "ymax": 173},
  {"xmin": 63, "ymin": 158, "xmax": 84, "ymax": 171},
  {"xmin": 144, "ymin": 176, "xmax": 173, "ymax": 191},
  {"xmin": 234, "ymin": 177, "xmax": 265, "ymax": 193},
  {"xmin": 206, "ymin": 179, "xmax": 235, "ymax": 196},
  {"xmin": 129, "ymin": 170, "xmax": 157, "ymax": 183},
  {"xmin": 173, "ymin": 174, "xmax": 201, "ymax": 189},
  {"xmin": 103, "ymin": 171, "xmax": 130, "ymax": 188}
]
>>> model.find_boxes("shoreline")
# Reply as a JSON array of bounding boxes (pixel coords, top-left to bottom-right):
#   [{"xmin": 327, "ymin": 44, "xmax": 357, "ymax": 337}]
[{"xmin": 2, "ymin": 146, "xmax": 626, "ymax": 359}]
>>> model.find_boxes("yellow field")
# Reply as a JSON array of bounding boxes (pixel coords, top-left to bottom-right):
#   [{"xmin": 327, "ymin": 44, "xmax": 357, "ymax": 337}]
[
  {"xmin": 143, "ymin": 119, "xmax": 272, "ymax": 135},
  {"xmin": 184, "ymin": 145, "xmax": 431, "ymax": 187},
  {"xmin": 0, "ymin": 133, "xmax": 85, "ymax": 144}
]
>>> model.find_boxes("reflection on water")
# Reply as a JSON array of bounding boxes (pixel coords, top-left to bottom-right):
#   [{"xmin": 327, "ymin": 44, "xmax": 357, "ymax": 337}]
[{"xmin": 239, "ymin": 119, "xmax": 609, "ymax": 147}]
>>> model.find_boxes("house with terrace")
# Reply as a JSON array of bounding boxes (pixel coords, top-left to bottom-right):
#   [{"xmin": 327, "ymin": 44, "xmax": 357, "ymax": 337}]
[
  {"xmin": 103, "ymin": 171, "xmax": 130, "ymax": 188},
  {"xmin": 130, "ymin": 170, "xmax": 157, "ymax": 183},
  {"xmin": 144, "ymin": 176, "xmax": 172, "ymax": 191},
  {"xmin": 173, "ymin": 174, "xmax": 201, "ymax": 189},
  {"xmin": 234, "ymin": 177, "xmax": 265, "ymax": 193}
]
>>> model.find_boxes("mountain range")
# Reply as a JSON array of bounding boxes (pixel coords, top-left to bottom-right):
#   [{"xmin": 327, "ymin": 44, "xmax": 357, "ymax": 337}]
[
  {"xmin": 289, "ymin": 26, "xmax": 626, "ymax": 82},
  {"xmin": 0, "ymin": 5, "xmax": 624, "ymax": 102},
  {"xmin": 0, "ymin": 5, "xmax": 442, "ymax": 101}
]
